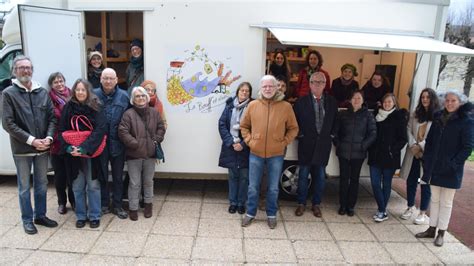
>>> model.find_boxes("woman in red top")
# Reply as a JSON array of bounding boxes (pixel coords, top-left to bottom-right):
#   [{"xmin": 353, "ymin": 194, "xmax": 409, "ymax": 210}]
[{"xmin": 294, "ymin": 50, "xmax": 331, "ymax": 98}]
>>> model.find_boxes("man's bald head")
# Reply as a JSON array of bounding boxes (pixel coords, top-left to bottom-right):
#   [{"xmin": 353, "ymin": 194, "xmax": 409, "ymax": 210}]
[{"xmin": 101, "ymin": 68, "xmax": 118, "ymax": 94}]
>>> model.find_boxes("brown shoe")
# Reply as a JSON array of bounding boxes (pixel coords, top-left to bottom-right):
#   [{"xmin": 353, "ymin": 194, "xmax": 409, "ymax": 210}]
[
  {"xmin": 144, "ymin": 203, "xmax": 153, "ymax": 218},
  {"xmin": 129, "ymin": 210, "xmax": 138, "ymax": 221},
  {"xmin": 295, "ymin": 205, "xmax": 305, "ymax": 216},
  {"xmin": 311, "ymin": 205, "xmax": 322, "ymax": 218},
  {"xmin": 415, "ymin": 226, "xmax": 436, "ymax": 238},
  {"xmin": 434, "ymin": 230, "xmax": 445, "ymax": 247}
]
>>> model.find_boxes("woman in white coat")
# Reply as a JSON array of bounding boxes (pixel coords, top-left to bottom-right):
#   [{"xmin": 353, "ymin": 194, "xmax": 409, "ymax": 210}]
[{"xmin": 399, "ymin": 88, "xmax": 440, "ymax": 224}]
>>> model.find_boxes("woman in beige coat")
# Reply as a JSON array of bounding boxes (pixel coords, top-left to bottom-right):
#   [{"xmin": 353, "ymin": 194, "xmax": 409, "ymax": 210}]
[{"xmin": 399, "ymin": 88, "xmax": 440, "ymax": 224}]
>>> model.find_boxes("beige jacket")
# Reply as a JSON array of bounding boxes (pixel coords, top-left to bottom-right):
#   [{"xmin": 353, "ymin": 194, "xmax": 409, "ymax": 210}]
[
  {"xmin": 399, "ymin": 113, "xmax": 432, "ymax": 179},
  {"xmin": 240, "ymin": 91, "xmax": 298, "ymax": 158}
]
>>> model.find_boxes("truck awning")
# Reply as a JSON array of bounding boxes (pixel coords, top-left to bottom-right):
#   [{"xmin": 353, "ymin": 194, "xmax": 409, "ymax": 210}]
[{"xmin": 263, "ymin": 25, "xmax": 474, "ymax": 57}]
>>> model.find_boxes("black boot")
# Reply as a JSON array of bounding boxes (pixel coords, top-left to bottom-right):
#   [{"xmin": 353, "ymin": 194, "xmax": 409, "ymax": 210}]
[
  {"xmin": 415, "ymin": 226, "xmax": 436, "ymax": 238},
  {"xmin": 434, "ymin": 230, "xmax": 445, "ymax": 247}
]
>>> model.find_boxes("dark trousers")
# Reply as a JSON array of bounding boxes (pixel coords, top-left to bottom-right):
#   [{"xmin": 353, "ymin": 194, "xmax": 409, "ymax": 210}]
[
  {"xmin": 51, "ymin": 154, "xmax": 75, "ymax": 207},
  {"xmin": 406, "ymin": 158, "xmax": 431, "ymax": 211},
  {"xmin": 100, "ymin": 153, "xmax": 125, "ymax": 209},
  {"xmin": 338, "ymin": 158, "xmax": 364, "ymax": 210}
]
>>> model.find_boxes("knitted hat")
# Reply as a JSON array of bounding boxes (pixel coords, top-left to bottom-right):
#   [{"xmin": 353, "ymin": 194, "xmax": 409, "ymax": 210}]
[
  {"xmin": 341, "ymin": 63, "xmax": 358, "ymax": 77},
  {"xmin": 130, "ymin": 38, "xmax": 143, "ymax": 50},
  {"xmin": 88, "ymin": 51, "xmax": 103, "ymax": 62}
]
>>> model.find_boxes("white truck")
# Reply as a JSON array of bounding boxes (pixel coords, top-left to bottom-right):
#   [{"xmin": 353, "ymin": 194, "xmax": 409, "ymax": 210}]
[{"xmin": 1, "ymin": 0, "xmax": 473, "ymax": 198}]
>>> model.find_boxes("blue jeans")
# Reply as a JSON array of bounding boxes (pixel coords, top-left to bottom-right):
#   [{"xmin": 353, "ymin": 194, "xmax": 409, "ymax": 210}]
[
  {"xmin": 297, "ymin": 164, "xmax": 325, "ymax": 205},
  {"xmin": 13, "ymin": 153, "xmax": 49, "ymax": 224},
  {"xmin": 228, "ymin": 167, "xmax": 249, "ymax": 207},
  {"xmin": 246, "ymin": 153, "xmax": 284, "ymax": 218},
  {"xmin": 73, "ymin": 158, "xmax": 101, "ymax": 221},
  {"xmin": 370, "ymin": 166, "xmax": 396, "ymax": 213},
  {"xmin": 406, "ymin": 158, "xmax": 431, "ymax": 211}
]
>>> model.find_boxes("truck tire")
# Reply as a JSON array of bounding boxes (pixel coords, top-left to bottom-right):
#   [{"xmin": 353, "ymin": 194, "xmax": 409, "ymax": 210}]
[{"xmin": 279, "ymin": 160, "xmax": 311, "ymax": 200}]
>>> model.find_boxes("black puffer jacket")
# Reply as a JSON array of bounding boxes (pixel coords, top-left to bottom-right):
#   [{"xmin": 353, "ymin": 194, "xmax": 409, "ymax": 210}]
[
  {"xmin": 368, "ymin": 109, "xmax": 408, "ymax": 169},
  {"xmin": 333, "ymin": 106, "xmax": 377, "ymax": 160},
  {"xmin": 2, "ymin": 81, "xmax": 56, "ymax": 154}
]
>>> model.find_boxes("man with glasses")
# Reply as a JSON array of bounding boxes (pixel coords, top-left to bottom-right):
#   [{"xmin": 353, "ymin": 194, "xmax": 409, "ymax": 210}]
[
  {"xmin": 240, "ymin": 75, "xmax": 298, "ymax": 229},
  {"xmin": 93, "ymin": 68, "xmax": 130, "ymax": 219},
  {"xmin": 2, "ymin": 56, "xmax": 58, "ymax": 234},
  {"xmin": 293, "ymin": 72, "xmax": 338, "ymax": 218}
]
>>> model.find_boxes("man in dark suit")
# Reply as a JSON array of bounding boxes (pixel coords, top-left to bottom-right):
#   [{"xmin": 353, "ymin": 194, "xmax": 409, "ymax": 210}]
[{"xmin": 293, "ymin": 72, "xmax": 338, "ymax": 218}]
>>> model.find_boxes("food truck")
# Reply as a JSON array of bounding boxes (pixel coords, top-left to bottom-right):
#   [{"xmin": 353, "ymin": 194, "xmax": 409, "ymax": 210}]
[{"xmin": 1, "ymin": 0, "xmax": 473, "ymax": 198}]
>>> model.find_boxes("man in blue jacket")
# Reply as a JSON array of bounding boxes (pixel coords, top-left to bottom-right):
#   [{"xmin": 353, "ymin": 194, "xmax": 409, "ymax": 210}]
[
  {"xmin": 93, "ymin": 68, "xmax": 129, "ymax": 219},
  {"xmin": 293, "ymin": 72, "xmax": 338, "ymax": 218},
  {"xmin": 2, "ymin": 56, "xmax": 58, "ymax": 234}
]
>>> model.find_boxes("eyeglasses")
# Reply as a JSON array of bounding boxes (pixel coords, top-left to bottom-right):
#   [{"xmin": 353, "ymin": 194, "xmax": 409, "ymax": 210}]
[
  {"xmin": 310, "ymin": 80, "xmax": 326, "ymax": 85},
  {"xmin": 134, "ymin": 94, "xmax": 147, "ymax": 98},
  {"xmin": 102, "ymin": 77, "xmax": 116, "ymax": 81},
  {"xmin": 15, "ymin": 66, "xmax": 33, "ymax": 71}
]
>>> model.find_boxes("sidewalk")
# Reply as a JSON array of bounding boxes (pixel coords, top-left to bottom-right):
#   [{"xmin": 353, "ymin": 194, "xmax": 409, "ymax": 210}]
[
  {"xmin": 0, "ymin": 175, "xmax": 473, "ymax": 264},
  {"xmin": 393, "ymin": 161, "xmax": 474, "ymax": 250}
]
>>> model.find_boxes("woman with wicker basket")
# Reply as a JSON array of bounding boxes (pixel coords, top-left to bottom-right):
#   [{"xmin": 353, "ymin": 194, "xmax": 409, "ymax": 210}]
[{"xmin": 58, "ymin": 79, "xmax": 107, "ymax": 229}]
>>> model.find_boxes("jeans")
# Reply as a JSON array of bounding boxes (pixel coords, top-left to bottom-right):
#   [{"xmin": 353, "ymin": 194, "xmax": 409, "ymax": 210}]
[
  {"xmin": 127, "ymin": 158, "xmax": 156, "ymax": 211},
  {"xmin": 246, "ymin": 153, "xmax": 284, "ymax": 218},
  {"xmin": 406, "ymin": 158, "xmax": 431, "ymax": 211},
  {"xmin": 370, "ymin": 166, "xmax": 396, "ymax": 213},
  {"xmin": 100, "ymin": 153, "xmax": 125, "ymax": 209},
  {"xmin": 13, "ymin": 153, "xmax": 49, "ymax": 223},
  {"xmin": 51, "ymin": 154, "xmax": 75, "ymax": 207},
  {"xmin": 297, "ymin": 164, "xmax": 325, "ymax": 205},
  {"xmin": 72, "ymin": 158, "xmax": 101, "ymax": 221},
  {"xmin": 338, "ymin": 158, "xmax": 364, "ymax": 210},
  {"xmin": 228, "ymin": 167, "xmax": 249, "ymax": 207}
]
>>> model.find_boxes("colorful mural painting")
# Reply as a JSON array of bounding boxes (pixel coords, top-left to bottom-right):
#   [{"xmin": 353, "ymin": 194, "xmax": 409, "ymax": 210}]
[{"xmin": 166, "ymin": 45, "xmax": 241, "ymax": 113}]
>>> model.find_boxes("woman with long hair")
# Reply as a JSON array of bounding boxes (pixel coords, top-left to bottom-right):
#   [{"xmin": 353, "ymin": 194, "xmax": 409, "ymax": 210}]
[
  {"xmin": 416, "ymin": 90, "xmax": 473, "ymax": 247},
  {"xmin": 400, "ymin": 88, "xmax": 440, "ymax": 224},
  {"xmin": 368, "ymin": 93, "xmax": 408, "ymax": 222},
  {"xmin": 294, "ymin": 50, "xmax": 331, "ymax": 98},
  {"xmin": 58, "ymin": 79, "xmax": 107, "ymax": 229},
  {"xmin": 268, "ymin": 49, "xmax": 291, "ymax": 82},
  {"xmin": 361, "ymin": 71, "xmax": 391, "ymax": 110}
]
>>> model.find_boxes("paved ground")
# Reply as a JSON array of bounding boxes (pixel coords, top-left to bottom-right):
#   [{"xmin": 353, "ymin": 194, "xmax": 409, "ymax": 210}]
[
  {"xmin": 0, "ymin": 175, "xmax": 473, "ymax": 265},
  {"xmin": 393, "ymin": 161, "xmax": 474, "ymax": 250}
]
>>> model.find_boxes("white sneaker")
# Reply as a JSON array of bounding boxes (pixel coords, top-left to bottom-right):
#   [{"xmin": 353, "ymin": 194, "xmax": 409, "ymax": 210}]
[
  {"xmin": 400, "ymin": 206, "xmax": 416, "ymax": 220},
  {"xmin": 414, "ymin": 213, "xmax": 429, "ymax": 225}
]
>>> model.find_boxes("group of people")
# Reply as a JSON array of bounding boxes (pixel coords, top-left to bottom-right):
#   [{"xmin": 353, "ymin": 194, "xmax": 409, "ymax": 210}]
[
  {"xmin": 267, "ymin": 48, "xmax": 391, "ymax": 110},
  {"xmin": 1, "ymin": 45, "xmax": 472, "ymax": 249},
  {"xmin": 219, "ymin": 68, "xmax": 473, "ymax": 247},
  {"xmin": 2, "ymin": 38, "xmax": 166, "ymax": 235}
]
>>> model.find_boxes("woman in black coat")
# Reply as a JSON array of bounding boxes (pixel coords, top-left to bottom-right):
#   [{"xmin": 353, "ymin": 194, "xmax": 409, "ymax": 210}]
[
  {"xmin": 218, "ymin": 82, "xmax": 252, "ymax": 214},
  {"xmin": 59, "ymin": 79, "xmax": 107, "ymax": 229},
  {"xmin": 416, "ymin": 90, "xmax": 473, "ymax": 247},
  {"xmin": 368, "ymin": 93, "xmax": 408, "ymax": 222},
  {"xmin": 334, "ymin": 91, "xmax": 377, "ymax": 216},
  {"xmin": 331, "ymin": 63, "xmax": 359, "ymax": 108},
  {"xmin": 361, "ymin": 71, "xmax": 391, "ymax": 110}
]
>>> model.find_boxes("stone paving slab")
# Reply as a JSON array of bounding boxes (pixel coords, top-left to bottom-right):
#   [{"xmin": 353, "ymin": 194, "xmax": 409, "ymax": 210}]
[{"xmin": 0, "ymin": 176, "xmax": 472, "ymax": 264}]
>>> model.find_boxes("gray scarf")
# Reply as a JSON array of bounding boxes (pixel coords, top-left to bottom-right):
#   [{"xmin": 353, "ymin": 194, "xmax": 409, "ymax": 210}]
[{"xmin": 230, "ymin": 97, "xmax": 250, "ymax": 143}]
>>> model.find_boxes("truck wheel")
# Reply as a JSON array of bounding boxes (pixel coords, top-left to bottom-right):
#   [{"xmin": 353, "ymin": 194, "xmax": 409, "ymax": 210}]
[{"xmin": 279, "ymin": 161, "xmax": 311, "ymax": 200}]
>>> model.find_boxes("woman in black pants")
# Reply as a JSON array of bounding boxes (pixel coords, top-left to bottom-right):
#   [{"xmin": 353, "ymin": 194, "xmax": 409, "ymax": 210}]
[{"xmin": 334, "ymin": 91, "xmax": 376, "ymax": 216}]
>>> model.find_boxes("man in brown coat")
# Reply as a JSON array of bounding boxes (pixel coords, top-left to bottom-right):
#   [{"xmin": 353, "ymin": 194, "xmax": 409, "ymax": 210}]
[{"xmin": 240, "ymin": 75, "xmax": 298, "ymax": 229}]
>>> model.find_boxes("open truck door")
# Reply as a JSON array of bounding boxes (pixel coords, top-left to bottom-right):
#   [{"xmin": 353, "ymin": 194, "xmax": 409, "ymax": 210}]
[
  {"xmin": 18, "ymin": 5, "xmax": 85, "ymax": 89},
  {"xmin": 0, "ymin": 5, "xmax": 85, "ymax": 175}
]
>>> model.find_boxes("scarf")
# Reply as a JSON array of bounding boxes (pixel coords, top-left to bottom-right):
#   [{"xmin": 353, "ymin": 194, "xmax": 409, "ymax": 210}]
[
  {"xmin": 340, "ymin": 77, "xmax": 353, "ymax": 86},
  {"xmin": 230, "ymin": 97, "xmax": 250, "ymax": 143},
  {"xmin": 88, "ymin": 65, "xmax": 103, "ymax": 80},
  {"xmin": 306, "ymin": 66, "xmax": 319, "ymax": 81},
  {"xmin": 376, "ymin": 108, "xmax": 396, "ymax": 122},
  {"xmin": 49, "ymin": 87, "xmax": 71, "ymax": 112},
  {"xmin": 130, "ymin": 55, "xmax": 144, "ymax": 69},
  {"xmin": 149, "ymin": 94, "xmax": 164, "ymax": 115}
]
